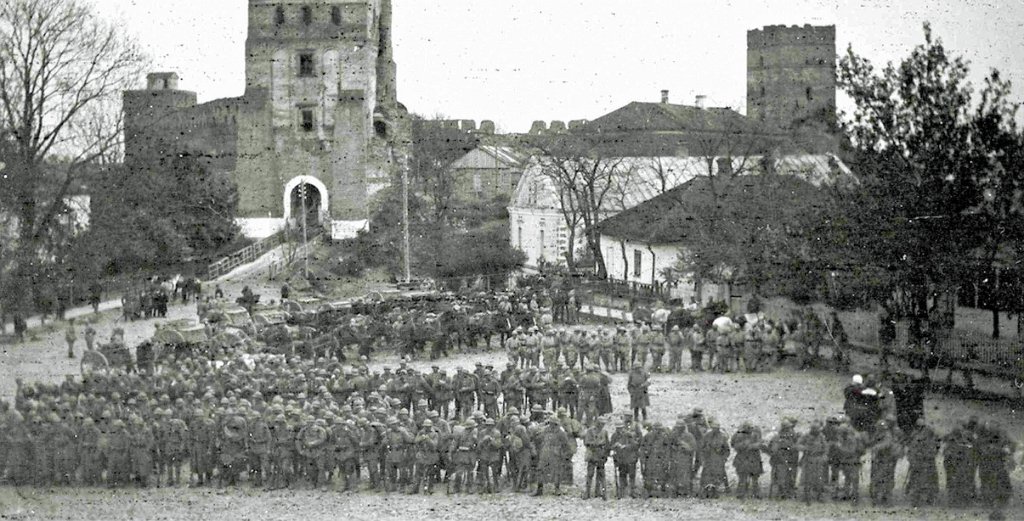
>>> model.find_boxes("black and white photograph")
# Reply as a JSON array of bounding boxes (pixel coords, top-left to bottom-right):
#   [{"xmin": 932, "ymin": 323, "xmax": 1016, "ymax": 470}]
[{"xmin": 0, "ymin": 0, "xmax": 1023, "ymax": 519}]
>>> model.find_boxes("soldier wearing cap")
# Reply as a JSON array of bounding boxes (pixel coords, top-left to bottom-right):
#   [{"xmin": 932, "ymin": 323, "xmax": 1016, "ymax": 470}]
[
  {"xmin": 666, "ymin": 325, "xmax": 685, "ymax": 373},
  {"xmin": 731, "ymin": 421, "xmax": 764, "ymax": 499},
  {"xmin": 384, "ymin": 416, "xmax": 414, "ymax": 492},
  {"xmin": 582, "ymin": 415, "xmax": 610, "ymax": 500},
  {"xmin": 190, "ymin": 407, "xmax": 217, "ymax": 486},
  {"xmin": 541, "ymin": 328, "xmax": 559, "ymax": 370},
  {"xmin": 453, "ymin": 368, "xmax": 476, "ymax": 420},
  {"xmin": 868, "ymin": 419, "xmax": 903, "ymax": 506},
  {"xmin": 475, "ymin": 417, "xmax": 503, "ymax": 493},
  {"xmin": 128, "ymin": 415, "xmax": 155, "ymax": 487},
  {"xmin": 448, "ymin": 419, "xmax": 477, "ymax": 494},
  {"xmin": 478, "ymin": 369, "xmax": 501, "ymax": 420},
  {"xmin": 667, "ymin": 413, "xmax": 697, "ymax": 497},
  {"xmin": 766, "ymin": 417, "xmax": 800, "ymax": 499},
  {"xmin": 698, "ymin": 417, "xmax": 730, "ymax": 498},
  {"xmin": 689, "ymin": 325, "xmax": 707, "ymax": 372},
  {"xmin": 610, "ymin": 413, "xmax": 641, "ymax": 498},
  {"xmin": 412, "ymin": 419, "xmax": 441, "ymax": 494},
  {"xmin": 105, "ymin": 418, "xmax": 132, "ymax": 487},
  {"xmin": 627, "ymin": 362, "xmax": 650, "ymax": 422},
  {"xmin": 797, "ymin": 420, "xmax": 829, "ymax": 503}
]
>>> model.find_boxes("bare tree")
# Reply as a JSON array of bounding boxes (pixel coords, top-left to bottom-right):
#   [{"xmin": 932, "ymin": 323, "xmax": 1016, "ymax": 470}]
[
  {"xmin": 0, "ymin": 0, "xmax": 144, "ymax": 308},
  {"xmin": 531, "ymin": 135, "xmax": 623, "ymax": 278}
]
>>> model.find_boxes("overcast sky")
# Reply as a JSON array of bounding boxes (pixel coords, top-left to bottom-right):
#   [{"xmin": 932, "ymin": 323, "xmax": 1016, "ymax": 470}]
[{"xmin": 95, "ymin": 0, "xmax": 1024, "ymax": 133}]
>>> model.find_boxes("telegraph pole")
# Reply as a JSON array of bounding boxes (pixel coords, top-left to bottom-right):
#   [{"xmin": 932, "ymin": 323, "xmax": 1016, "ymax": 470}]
[{"xmin": 300, "ymin": 182, "xmax": 309, "ymax": 279}]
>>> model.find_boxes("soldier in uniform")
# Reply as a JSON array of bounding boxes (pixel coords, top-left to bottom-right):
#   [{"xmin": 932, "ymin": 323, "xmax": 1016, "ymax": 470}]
[
  {"xmin": 413, "ymin": 419, "xmax": 441, "ymax": 494},
  {"xmin": 359, "ymin": 417, "xmax": 384, "ymax": 490},
  {"xmin": 78, "ymin": 417, "xmax": 103, "ymax": 485},
  {"xmin": 868, "ymin": 420, "xmax": 903, "ymax": 506},
  {"xmin": 610, "ymin": 413, "xmax": 641, "ymax": 499},
  {"xmin": 688, "ymin": 325, "xmax": 706, "ymax": 371},
  {"xmin": 190, "ymin": 408, "xmax": 216, "ymax": 486},
  {"xmin": 766, "ymin": 417, "xmax": 800, "ymax": 499},
  {"xmin": 833, "ymin": 423, "xmax": 866, "ymax": 502},
  {"xmin": 478, "ymin": 369, "xmax": 501, "ymax": 419},
  {"xmin": 627, "ymin": 363, "xmax": 650, "ymax": 422},
  {"xmin": 582, "ymin": 416, "xmax": 610, "ymax": 500},
  {"xmin": 649, "ymin": 328, "xmax": 667, "ymax": 373},
  {"xmin": 51, "ymin": 412, "xmax": 78, "ymax": 485},
  {"xmin": 563, "ymin": 329, "xmax": 580, "ymax": 370},
  {"xmin": 105, "ymin": 418, "xmax": 132, "ymax": 487},
  {"xmin": 975, "ymin": 419, "xmax": 1016, "ymax": 514},
  {"xmin": 541, "ymin": 328, "xmax": 559, "ymax": 370},
  {"xmin": 449, "ymin": 418, "xmax": 477, "ymax": 494},
  {"xmin": 731, "ymin": 421, "xmax": 764, "ymax": 499},
  {"xmin": 475, "ymin": 417, "xmax": 503, "ymax": 493},
  {"xmin": 666, "ymin": 414, "xmax": 696, "ymax": 497},
  {"xmin": 667, "ymin": 325, "xmax": 685, "ymax": 373},
  {"xmin": 158, "ymin": 408, "xmax": 190, "ymax": 486},
  {"xmin": 333, "ymin": 418, "xmax": 360, "ymax": 491},
  {"xmin": 128, "ymin": 415, "xmax": 155, "ymax": 487},
  {"xmin": 384, "ymin": 416, "xmax": 413, "ymax": 492},
  {"xmin": 218, "ymin": 411, "xmax": 248, "ymax": 487},
  {"xmin": 454, "ymin": 368, "xmax": 476, "ymax": 420},
  {"xmin": 613, "ymin": 327, "xmax": 631, "ymax": 373},
  {"xmin": 534, "ymin": 416, "xmax": 571, "ymax": 496},
  {"xmin": 698, "ymin": 417, "xmax": 730, "ymax": 498},
  {"xmin": 797, "ymin": 420, "xmax": 829, "ymax": 503},
  {"xmin": 247, "ymin": 412, "xmax": 271, "ymax": 488}
]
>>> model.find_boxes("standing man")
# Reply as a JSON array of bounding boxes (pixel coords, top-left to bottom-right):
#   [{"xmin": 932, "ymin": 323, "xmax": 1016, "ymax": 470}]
[
  {"xmin": 667, "ymin": 326, "xmax": 685, "ymax": 373},
  {"xmin": 627, "ymin": 363, "xmax": 650, "ymax": 422},
  {"xmin": 582, "ymin": 416, "xmax": 610, "ymax": 500},
  {"xmin": 64, "ymin": 319, "xmax": 77, "ymax": 359},
  {"xmin": 610, "ymin": 413, "xmax": 640, "ymax": 499},
  {"xmin": 83, "ymin": 324, "xmax": 97, "ymax": 352}
]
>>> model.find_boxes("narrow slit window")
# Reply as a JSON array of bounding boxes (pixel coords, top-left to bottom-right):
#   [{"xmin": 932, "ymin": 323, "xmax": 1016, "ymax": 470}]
[
  {"xmin": 299, "ymin": 53, "xmax": 314, "ymax": 77},
  {"xmin": 301, "ymin": 109, "xmax": 315, "ymax": 132},
  {"xmin": 302, "ymin": 6, "xmax": 313, "ymax": 26},
  {"xmin": 331, "ymin": 6, "xmax": 342, "ymax": 25},
  {"xmin": 633, "ymin": 249, "xmax": 642, "ymax": 278},
  {"xmin": 275, "ymin": 6, "xmax": 285, "ymax": 25},
  {"xmin": 806, "ymin": 86, "xmax": 813, "ymax": 101}
]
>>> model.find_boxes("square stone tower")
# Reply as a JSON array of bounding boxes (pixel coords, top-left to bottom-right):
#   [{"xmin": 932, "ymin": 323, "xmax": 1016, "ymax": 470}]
[
  {"xmin": 238, "ymin": 0, "xmax": 400, "ymax": 239},
  {"xmin": 747, "ymin": 24, "xmax": 836, "ymax": 131},
  {"xmin": 124, "ymin": 0, "xmax": 402, "ymax": 240}
]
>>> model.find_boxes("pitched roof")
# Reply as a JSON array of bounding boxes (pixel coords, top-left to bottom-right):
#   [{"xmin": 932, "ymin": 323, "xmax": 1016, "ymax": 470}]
[
  {"xmin": 449, "ymin": 145, "xmax": 527, "ymax": 170},
  {"xmin": 597, "ymin": 154, "xmax": 853, "ymax": 244},
  {"xmin": 582, "ymin": 102, "xmax": 756, "ymax": 134}
]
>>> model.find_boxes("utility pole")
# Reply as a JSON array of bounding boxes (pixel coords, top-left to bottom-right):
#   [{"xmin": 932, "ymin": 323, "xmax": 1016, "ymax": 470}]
[
  {"xmin": 401, "ymin": 147, "xmax": 411, "ymax": 283},
  {"xmin": 300, "ymin": 182, "xmax": 309, "ymax": 279}
]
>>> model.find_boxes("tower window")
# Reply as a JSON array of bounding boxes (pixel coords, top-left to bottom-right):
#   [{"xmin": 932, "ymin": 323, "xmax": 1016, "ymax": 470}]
[
  {"xmin": 374, "ymin": 120, "xmax": 387, "ymax": 138},
  {"xmin": 302, "ymin": 6, "xmax": 313, "ymax": 26},
  {"xmin": 760, "ymin": 85, "xmax": 766, "ymax": 97},
  {"xmin": 331, "ymin": 6, "xmax": 342, "ymax": 25},
  {"xmin": 300, "ymin": 109, "xmax": 315, "ymax": 132},
  {"xmin": 806, "ymin": 86, "xmax": 813, "ymax": 101},
  {"xmin": 275, "ymin": 6, "xmax": 285, "ymax": 25},
  {"xmin": 298, "ymin": 53, "xmax": 314, "ymax": 77},
  {"xmin": 759, "ymin": 55, "xmax": 764, "ymax": 68},
  {"xmin": 633, "ymin": 250, "xmax": 642, "ymax": 278}
]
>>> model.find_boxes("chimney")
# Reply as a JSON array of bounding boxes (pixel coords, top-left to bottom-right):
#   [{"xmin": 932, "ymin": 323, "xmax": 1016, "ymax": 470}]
[
  {"xmin": 661, "ymin": 90, "xmax": 670, "ymax": 104},
  {"xmin": 695, "ymin": 95, "xmax": 707, "ymax": 109}
]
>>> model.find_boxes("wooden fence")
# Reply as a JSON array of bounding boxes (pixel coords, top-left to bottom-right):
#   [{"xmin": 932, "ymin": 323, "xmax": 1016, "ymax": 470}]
[{"xmin": 207, "ymin": 231, "xmax": 285, "ymax": 280}]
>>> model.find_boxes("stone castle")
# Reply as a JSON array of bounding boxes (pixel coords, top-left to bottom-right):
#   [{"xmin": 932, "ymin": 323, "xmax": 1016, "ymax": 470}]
[
  {"xmin": 123, "ymin": 8, "xmax": 835, "ymax": 241},
  {"xmin": 123, "ymin": 0, "xmax": 405, "ymax": 240}
]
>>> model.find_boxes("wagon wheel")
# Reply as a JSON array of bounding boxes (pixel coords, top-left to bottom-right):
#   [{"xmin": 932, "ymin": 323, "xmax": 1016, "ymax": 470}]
[{"xmin": 80, "ymin": 350, "xmax": 109, "ymax": 374}]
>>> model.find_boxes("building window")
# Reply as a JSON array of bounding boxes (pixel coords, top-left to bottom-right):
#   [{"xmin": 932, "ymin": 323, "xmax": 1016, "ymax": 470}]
[
  {"xmin": 331, "ymin": 6, "xmax": 342, "ymax": 25},
  {"xmin": 302, "ymin": 6, "xmax": 313, "ymax": 25},
  {"xmin": 633, "ymin": 249, "xmax": 642, "ymax": 278},
  {"xmin": 760, "ymin": 84, "xmax": 765, "ymax": 97},
  {"xmin": 299, "ymin": 53, "xmax": 315, "ymax": 77},
  {"xmin": 806, "ymin": 86, "xmax": 813, "ymax": 101},
  {"xmin": 473, "ymin": 173, "xmax": 483, "ymax": 195},
  {"xmin": 517, "ymin": 226, "xmax": 522, "ymax": 249},
  {"xmin": 374, "ymin": 120, "xmax": 387, "ymax": 138},
  {"xmin": 275, "ymin": 6, "xmax": 285, "ymax": 25},
  {"xmin": 300, "ymin": 109, "xmax": 315, "ymax": 132}
]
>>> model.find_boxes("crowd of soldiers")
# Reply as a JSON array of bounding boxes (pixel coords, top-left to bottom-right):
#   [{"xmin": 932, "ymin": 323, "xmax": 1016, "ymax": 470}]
[{"xmin": 0, "ymin": 342, "xmax": 1016, "ymax": 514}]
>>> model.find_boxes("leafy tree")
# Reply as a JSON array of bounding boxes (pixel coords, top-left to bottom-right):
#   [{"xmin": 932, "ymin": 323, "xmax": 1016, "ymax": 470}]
[
  {"xmin": 86, "ymin": 148, "xmax": 239, "ymax": 275},
  {"xmin": 832, "ymin": 23, "xmax": 1021, "ymax": 325}
]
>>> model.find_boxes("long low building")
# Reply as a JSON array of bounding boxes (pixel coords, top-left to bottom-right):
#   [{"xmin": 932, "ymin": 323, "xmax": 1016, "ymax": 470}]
[{"xmin": 597, "ymin": 154, "xmax": 853, "ymax": 304}]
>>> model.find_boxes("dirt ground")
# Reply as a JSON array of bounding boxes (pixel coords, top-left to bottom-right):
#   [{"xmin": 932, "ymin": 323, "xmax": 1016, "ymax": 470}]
[{"xmin": 2, "ymin": 266, "xmax": 1023, "ymax": 519}]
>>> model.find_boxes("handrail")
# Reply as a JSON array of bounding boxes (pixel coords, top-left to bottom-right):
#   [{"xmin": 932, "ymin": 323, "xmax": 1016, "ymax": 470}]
[{"xmin": 207, "ymin": 231, "xmax": 285, "ymax": 280}]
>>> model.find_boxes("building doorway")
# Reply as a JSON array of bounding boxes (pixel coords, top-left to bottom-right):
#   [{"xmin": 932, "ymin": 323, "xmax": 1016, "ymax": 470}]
[
  {"xmin": 289, "ymin": 182, "xmax": 322, "ymax": 226},
  {"xmin": 283, "ymin": 175, "xmax": 329, "ymax": 228}
]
